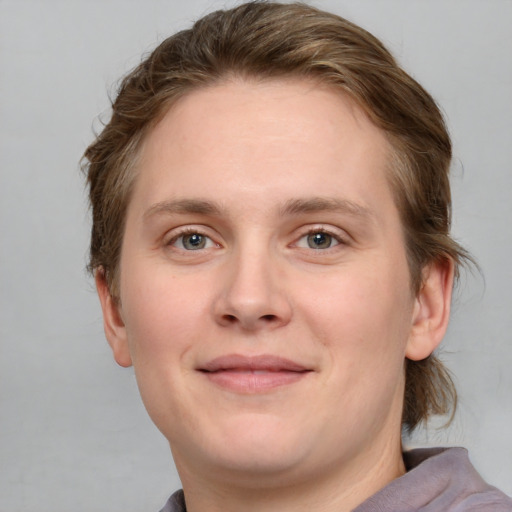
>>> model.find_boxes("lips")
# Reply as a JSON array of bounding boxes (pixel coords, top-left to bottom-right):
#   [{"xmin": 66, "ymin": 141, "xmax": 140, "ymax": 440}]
[{"xmin": 199, "ymin": 354, "xmax": 312, "ymax": 393}]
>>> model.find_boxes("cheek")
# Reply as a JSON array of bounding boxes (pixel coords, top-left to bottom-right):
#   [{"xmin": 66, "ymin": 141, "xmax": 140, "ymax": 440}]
[
  {"xmin": 287, "ymin": 266, "xmax": 412, "ymax": 447},
  {"xmin": 118, "ymin": 265, "xmax": 212, "ymax": 436},
  {"xmin": 298, "ymin": 262, "xmax": 414, "ymax": 369},
  {"xmin": 119, "ymin": 263, "xmax": 210, "ymax": 365}
]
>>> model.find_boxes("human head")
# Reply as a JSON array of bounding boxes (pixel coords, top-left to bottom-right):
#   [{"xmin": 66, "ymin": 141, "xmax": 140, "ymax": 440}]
[{"xmin": 83, "ymin": 1, "xmax": 469, "ymax": 432}]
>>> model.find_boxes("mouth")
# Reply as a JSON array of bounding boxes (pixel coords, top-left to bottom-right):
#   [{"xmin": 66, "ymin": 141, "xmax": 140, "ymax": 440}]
[{"xmin": 198, "ymin": 354, "xmax": 313, "ymax": 393}]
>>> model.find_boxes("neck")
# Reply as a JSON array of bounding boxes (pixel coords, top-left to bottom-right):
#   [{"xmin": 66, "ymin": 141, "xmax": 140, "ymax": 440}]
[{"xmin": 176, "ymin": 438, "xmax": 406, "ymax": 512}]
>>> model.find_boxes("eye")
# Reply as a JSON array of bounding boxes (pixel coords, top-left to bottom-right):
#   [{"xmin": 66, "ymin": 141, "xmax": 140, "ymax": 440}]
[
  {"xmin": 295, "ymin": 230, "xmax": 342, "ymax": 250},
  {"xmin": 170, "ymin": 232, "xmax": 215, "ymax": 251}
]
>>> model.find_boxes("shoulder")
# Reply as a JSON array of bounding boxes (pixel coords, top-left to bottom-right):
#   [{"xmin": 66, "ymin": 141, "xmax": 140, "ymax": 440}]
[
  {"xmin": 354, "ymin": 447, "xmax": 512, "ymax": 511},
  {"xmin": 158, "ymin": 449, "xmax": 512, "ymax": 511},
  {"xmin": 159, "ymin": 489, "xmax": 186, "ymax": 512}
]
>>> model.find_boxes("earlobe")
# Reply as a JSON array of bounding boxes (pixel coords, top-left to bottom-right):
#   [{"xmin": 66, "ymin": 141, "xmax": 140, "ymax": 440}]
[
  {"xmin": 95, "ymin": 269, "xmax": 133, "ymax": 368},
  {"xmin": 406, "ymin": 259, "xmax": 454, "ymax": 361}
]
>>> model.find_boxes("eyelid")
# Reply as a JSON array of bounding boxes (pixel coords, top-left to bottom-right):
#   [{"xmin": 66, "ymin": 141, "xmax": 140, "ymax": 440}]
[
  {"xmin": 292, "ymin": 225, "xmax": 350, "ymax": 249},
  {"xmin": 164, "ymin": 225, "xmax": 220, "ymax": 250},
  {"xmin": 162, "ymin": 223, "xmax": 350, "ymax": 252}
]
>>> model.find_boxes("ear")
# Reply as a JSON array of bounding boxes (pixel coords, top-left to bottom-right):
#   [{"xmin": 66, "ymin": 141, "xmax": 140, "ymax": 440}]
[
  {"xmin": 406, "ymin": 259, "xmax": 454, "ymax": 361},
  {"xmin": 95, "ymin": 269, "xmax": 133, "ymax": 368}
]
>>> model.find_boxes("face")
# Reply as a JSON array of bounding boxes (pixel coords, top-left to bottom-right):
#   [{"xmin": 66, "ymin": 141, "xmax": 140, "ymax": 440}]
[{"xmin": 99, "ymin": 78, "xmax": 445, "ymax": 488}]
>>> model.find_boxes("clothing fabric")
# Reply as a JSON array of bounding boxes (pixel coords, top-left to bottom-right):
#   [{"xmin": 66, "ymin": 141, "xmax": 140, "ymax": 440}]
[{"xmin": 159, "ymin": 447, "xmax": 512, "ymax": 511}]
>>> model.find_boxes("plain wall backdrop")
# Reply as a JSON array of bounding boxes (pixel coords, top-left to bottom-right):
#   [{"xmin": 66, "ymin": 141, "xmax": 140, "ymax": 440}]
[{"xmin": 1, "ymin": 0, "xmax": 511, "ymax": 510}]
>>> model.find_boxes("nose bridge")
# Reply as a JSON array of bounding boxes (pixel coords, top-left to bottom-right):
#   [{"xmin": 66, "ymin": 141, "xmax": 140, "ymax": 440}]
[{"xmin": 213, "ymin": 235, "xmax": 291, "ymax": 330}]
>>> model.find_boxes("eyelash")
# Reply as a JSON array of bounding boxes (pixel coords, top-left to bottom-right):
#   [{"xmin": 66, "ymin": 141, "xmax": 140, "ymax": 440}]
[
  {"xmin": 166, "ymin": 225, "xmax": 348, "ymax": 251},
  {"xmin": 166, "ymin": 227, "xmax": 218, "ymax": 251},
  {"xmin": 293, "ymin": 227, "xmax": 348, "ymax": 251}
]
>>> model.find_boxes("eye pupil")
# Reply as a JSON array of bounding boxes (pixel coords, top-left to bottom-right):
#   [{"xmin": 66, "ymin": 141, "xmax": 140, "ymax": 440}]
[
  {"xmin": 307, "ymin": 232, "xmax": 332, "ymax": 249},
  {"xmin": 183, "ymin": 233, "xmax": 206, "ymax": 250}
]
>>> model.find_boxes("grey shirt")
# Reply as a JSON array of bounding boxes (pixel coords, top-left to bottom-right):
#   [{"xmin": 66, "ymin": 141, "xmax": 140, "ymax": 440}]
[{"xmin": 159, "ymin": 447, "xmax": 512, "ymax": 511}]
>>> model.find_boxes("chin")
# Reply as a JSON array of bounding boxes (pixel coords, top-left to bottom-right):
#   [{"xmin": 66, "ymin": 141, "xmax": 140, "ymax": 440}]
[
  {"xmin": 178, "ymin": 412, "xmax": 315, "ymax": 481},
  {"xmin": 205, "ymin": 447, "xmax": 311, "ymax": 487}
]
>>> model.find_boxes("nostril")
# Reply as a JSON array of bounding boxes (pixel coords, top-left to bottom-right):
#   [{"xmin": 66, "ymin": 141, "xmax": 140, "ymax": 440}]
[
  {"xmin": 223, "ymin": 314, "xmax": 238, "ymax": 324},
  {"xmin": 221, "ymin": 313, "xmax": 277, "ymax": 325}
]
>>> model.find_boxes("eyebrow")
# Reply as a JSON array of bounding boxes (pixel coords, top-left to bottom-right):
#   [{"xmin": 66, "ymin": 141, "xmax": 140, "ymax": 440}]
[
  {"xmin": 143, "ymin": 199, "xmax": 224, "ymax": 221},
  {"xmin": 143, "ymin": 196, "xmax": 374, "ymax": 222},
  {"xmin": 280, "ymin": 197, "xmax": 374, "ymax": 220}
]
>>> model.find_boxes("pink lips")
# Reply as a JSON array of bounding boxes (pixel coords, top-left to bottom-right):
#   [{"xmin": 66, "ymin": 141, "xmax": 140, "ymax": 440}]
[{"xmin": 199, "ymin": 354, "xmax": 312, "ymax": 393}]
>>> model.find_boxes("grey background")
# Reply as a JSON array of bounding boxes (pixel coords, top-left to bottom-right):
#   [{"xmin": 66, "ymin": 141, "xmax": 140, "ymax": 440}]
[{"xmin": 1, "ymin": 0, "xmax": 511, "ymax": 510}]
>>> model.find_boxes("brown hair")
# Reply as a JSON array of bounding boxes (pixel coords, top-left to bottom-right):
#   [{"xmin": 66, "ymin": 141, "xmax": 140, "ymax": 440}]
[{"xmin": 83, "ymin": 1, "xmax": 470, "ymax": 432}]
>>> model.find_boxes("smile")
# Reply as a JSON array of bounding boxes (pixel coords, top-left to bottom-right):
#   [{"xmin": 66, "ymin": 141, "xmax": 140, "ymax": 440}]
[{"xmin": 198, "ymin": 354, "xmax": 313, "ymax": 393}]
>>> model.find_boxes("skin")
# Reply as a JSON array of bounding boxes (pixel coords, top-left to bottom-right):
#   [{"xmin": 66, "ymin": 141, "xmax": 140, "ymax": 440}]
[{"xmin": 97, "ymin": 78, "xmax": 453, "ymax": 512}]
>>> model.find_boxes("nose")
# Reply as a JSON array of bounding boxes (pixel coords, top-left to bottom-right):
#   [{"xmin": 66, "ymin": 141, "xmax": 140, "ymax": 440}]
[{"xmin": 212, "ymin": 246, "xmax": 293, "ymax": 331}]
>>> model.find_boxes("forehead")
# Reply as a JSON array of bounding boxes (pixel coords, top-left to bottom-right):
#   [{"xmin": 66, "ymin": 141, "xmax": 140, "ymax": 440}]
[{"xmin": 131, "ymin": 78, "xmax": 395, "ymax": 222}]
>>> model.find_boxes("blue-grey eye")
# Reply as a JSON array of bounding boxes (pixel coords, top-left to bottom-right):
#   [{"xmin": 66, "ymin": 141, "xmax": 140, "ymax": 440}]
[
  {"xmin": 182, "ymin": 233, "xmax": 207, "ymax": 250},
  {"xmin": 307, "ymin": 232, "xmax": 334, "ymax": 249}
]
